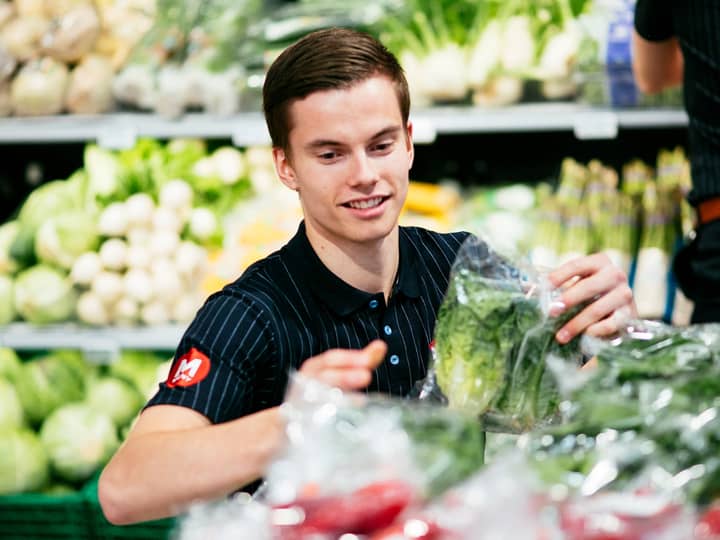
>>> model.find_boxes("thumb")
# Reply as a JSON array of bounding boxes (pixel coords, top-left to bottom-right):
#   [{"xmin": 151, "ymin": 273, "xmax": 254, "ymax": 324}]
[{"xmin": 363, "ymin": 340, "xmax": 387, "ymax": 369}]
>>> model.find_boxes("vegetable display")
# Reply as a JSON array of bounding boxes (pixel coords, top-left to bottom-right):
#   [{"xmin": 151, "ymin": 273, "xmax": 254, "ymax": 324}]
[
  {"xmin": 526, "ymin": 149, "xmax": 691, "ymax": 323},
  {"xmin": 112, "ymin": 0, "xmax": 262, "ymax": 117},
  {"xmin": 0, "ymin": 346, "xmax": 169, "ymax": 496},
  {"xmin": 377, "ymin": 0, "xmax": 592, "ymax": 106},
  {"xmin": 172, "ymin": 321, "xmax": 720, "ymax": 540},
  {"xmin": 0, "ymin": 0, "xmax": 155, "ymax": 117},
  {"xmin": 0, "ymin": 138, "xmax": 272, "ymax": 326}
]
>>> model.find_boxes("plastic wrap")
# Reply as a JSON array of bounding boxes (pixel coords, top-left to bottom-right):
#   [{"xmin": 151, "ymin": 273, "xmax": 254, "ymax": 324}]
[
  {"xmin": 526, "ymin": 319, "xmax": 720, "ymax": 519},
  {"xmin": 261, "ymin": 375, "xmax": 485, "ymax": 538},
  {"xmin": 268, "ymin": 375, "xmax": 486, "ymax": 501},
  {"xmin": 422, "ymin": 235, "xmax": 587, "ymax": 434}
]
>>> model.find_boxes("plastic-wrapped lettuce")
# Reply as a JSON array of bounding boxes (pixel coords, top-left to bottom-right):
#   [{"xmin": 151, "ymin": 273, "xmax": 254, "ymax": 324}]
[
  {"xmin": 527, "ymin": 320, "xmax": 720, "ymax": 506},
  {"xmin": 427, "ymin": 235, "xmax": 586, "ymax": 433}
]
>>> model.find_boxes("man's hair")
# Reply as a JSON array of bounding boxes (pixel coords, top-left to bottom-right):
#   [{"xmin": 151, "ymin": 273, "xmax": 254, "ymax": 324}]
[{"xmin": 262, "ymin": 27, "xmax": 410, "ymax": 152}]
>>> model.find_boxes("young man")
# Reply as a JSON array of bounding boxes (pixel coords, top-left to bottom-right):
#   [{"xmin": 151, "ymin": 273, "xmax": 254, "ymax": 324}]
[
  {"xmin": 633, "ymin": 0, "xmax": 720, "ymax": 323},
  {"xmin": 99, "ymin": 28, "xmax": 634, "ymax": 524}
]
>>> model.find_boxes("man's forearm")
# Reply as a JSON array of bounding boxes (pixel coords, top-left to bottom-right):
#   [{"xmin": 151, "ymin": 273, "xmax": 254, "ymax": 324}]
[{"xmin": 98, "ymin": 406, "xmax": 284, "ymax": 525}]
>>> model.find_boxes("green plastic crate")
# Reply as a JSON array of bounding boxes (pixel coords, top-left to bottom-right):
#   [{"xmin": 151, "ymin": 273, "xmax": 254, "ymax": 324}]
[
  {"xmin": 83, "ymin": 479, "xmax": 176, "ymax": 540},
  {"xmin": 0, "ymin": 489, "xmax": 92, "ymax": 540}
]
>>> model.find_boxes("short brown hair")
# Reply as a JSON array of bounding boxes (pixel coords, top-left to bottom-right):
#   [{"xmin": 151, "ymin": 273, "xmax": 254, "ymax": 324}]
[{"xmin": 262, "ymin": 27, "xmax": 410, "ymax": 152}]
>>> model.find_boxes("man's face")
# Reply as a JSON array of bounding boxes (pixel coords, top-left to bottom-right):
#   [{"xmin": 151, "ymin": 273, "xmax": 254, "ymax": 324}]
[{"xmin": 273, "ymin": 75, "xmax": 414, "ymax": 247}]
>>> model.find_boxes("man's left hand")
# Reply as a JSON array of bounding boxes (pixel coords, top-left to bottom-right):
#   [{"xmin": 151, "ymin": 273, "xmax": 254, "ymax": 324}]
[{"xmin": 548, "ymin": 253, "xmax": 636, "ymax": 344}]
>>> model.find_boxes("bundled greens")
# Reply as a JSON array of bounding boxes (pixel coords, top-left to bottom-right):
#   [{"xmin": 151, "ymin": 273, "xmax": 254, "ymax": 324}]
[
  {"xmin": 431, "ymin": 236, "xmax": 585, "ymax": 433},
  {"xmin": 528, "ymin": 321, "xmax": 720, "ymax": 505}
]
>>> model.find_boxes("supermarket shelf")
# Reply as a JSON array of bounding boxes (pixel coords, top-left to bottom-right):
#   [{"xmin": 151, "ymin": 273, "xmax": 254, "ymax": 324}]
[
  {"xmin": 0, "ymin": 322, "xmax": 184, "ymax": 353},
  {"xmin": 0, "ymin": 112, "xmax": 272, "ymax": 148},
  {"xmin": 0, "ymin": 105, "xmax": 688, "ymax": 147},
  {"xmin": 411, "ymin": 104, "xmax": 689, "ymax": 142}
]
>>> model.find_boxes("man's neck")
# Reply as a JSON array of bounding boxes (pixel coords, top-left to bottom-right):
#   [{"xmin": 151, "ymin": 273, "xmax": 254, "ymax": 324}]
[{"xmin": 305, "ymin": 225, "xmax": 400, "ymax": 302}]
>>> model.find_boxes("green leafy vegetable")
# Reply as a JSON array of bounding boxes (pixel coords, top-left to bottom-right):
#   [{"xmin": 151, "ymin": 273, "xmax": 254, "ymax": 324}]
[{"xmin": 433, "ymin": 237, "xmax": 584, "ymax": 433}]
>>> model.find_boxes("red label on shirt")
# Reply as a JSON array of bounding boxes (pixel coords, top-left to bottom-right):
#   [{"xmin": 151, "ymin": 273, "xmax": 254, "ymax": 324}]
[{"xmin": 166, "ymin": 347, "xmax": 211, "ymax": 388}]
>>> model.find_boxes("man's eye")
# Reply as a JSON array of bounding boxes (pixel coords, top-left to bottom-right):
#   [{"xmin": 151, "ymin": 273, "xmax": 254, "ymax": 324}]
[
  {"xmin": 373, "ymin": 141, "xmax": 393, "ymax": 152},
  {"xmin": 319, "ymin": 151, "xmax": 337, "ymax": 160}
]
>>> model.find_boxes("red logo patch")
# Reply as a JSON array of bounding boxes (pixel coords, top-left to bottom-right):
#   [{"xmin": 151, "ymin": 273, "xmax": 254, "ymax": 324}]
[{"xmin": 166, "ymin": 348, "xmax": 211, "ymax": 388}]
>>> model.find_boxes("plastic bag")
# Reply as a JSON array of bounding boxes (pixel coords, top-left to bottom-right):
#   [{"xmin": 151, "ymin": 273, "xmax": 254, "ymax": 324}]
[
  {"xmin": 263, "ymin": 374, "xmax": 486, "ymax": 538},
  {"xmin": 528, "ymin": 319, "xmax": 720, "ymax": 508},
  {"xmin": 423, "ymin": 234, "xmax": 587, "ymax": 433},
  {"xmin": 177, "ymin": 495, "xmax": 271, "ymax": 540}
]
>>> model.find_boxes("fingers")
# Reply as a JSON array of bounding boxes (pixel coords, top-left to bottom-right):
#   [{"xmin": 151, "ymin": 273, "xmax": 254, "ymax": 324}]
[
  {"xmin": 556, "ymin": 283, "xmax": 634, "ymax": 343},
  {"xmin": 549, "ymin": 253, "xmax": 612, "ymax": 289},
  {"xmin": 363, "ymin": 340, "xmax": 388, "ymax": 370},
  {"xmin": 305, "ymin": 367, "xmax": 373, "ymax": 390},
  {"xmin": 550, "ymin": 256, "xmax": 628, "ymax": 308},
  {"xmin": 299, "ymin": 340, "xmax": 388, "ymax": 391}
]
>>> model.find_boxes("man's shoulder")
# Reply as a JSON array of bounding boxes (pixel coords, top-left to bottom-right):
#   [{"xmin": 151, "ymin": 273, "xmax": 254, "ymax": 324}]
[
  {"xmin": 219, "ymin": 250, "xmax": 288, "ymax": 306},
  {"xmin": 400, "ymin": 226, "xmax": 471, "ymax": 257}
]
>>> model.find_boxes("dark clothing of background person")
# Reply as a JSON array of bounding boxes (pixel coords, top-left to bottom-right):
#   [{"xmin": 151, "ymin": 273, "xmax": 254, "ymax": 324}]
[{"xmin": 635, "ymin": 0, "xmax": 720, "ymax": 322}]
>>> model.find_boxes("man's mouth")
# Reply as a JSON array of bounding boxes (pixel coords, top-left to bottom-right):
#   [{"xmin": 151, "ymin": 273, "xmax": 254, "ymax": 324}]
[{"xmin": 343, "ymin": 196, "xmax": 388, "ymax": 209}]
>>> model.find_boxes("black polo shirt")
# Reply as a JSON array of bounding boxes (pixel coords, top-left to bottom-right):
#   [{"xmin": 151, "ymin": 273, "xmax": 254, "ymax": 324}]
[{"xmin": 147, "ymin": 222, "xmax": 470, "ymax": 423}]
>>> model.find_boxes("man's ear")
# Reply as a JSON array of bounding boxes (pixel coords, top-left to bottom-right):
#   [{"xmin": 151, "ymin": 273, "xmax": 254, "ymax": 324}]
[
  {"xmin": 405, "ymin": 121, "xmax": 415, "ymax": 170},
  {"xmin": 273, "ymin": 147, "xmax": 299, "ymax": 191}
]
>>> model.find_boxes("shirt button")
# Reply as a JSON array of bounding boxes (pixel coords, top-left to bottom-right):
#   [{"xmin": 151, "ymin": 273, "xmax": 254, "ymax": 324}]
[
  {"xmin": 369, "ymin": 299, "xmax": 379, "ymax": 309},
  {"xmin": 383, "ymin": 325, "xmax": 392, "ymax": 336},
  {"xmin": 389, "ymin": 354, "xmax": 400, "ymax": 365}
]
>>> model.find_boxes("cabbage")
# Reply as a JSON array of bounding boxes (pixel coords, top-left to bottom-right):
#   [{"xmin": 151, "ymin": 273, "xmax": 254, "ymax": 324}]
[
  {"xmin": 40, "ymin": 403, "xmax": 119, "ymax": 483},
  {"xmin": 0, "ymin": 220, "xmax": 19, "ymax": 274},
  {"xmin": 14, "ymin": 264, "xmax": 78, "ymax": 324},
  {"xmin": 14, "ymin": 353, "xmax": 86, "ymax": 425},
  {"xmin": 10, "ymin": 180, "xmax": 84, "ymax": 266},
  {"xmin": 0, "ymin": 347, "xmax": 21, "ymax": 382},
  {"xmin": 0, "ymin": 428, "xmax": 49, "ymax": 495},
  {"xmin": 109, "ymin": 350, "xmax": 169, "ymax": 399},
  {"xmin": 35, "ymin": 212, "xmax": 99, "ymax": 270},
  {"xmin": 86, "ymin": 376, "xmax": 143, "ymax": 427},
  {"xmin": 0, "ymin": 378, "xmax": 23, "ymax": 429},
  {"xmin": 0, "ymin": 274, "xmax": 14, "ymax": 324}
]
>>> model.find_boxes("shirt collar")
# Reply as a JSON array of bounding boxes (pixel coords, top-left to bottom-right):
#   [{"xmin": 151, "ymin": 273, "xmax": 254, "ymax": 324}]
[{"xmin": 282, "ymin": 222, "xmax": 421, "ymax": 317}]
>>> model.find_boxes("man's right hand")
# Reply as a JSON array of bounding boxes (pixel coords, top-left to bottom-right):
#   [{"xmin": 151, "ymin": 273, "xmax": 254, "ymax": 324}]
[{"xmin": 298, "ymin": 340, "xmax": 387, "ymax": 390}]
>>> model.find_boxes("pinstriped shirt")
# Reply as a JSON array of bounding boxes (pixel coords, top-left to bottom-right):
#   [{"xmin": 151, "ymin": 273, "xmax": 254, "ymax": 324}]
[{"xmin": 147, "ymin": 222, "xmax": 470, "ymax": 424}]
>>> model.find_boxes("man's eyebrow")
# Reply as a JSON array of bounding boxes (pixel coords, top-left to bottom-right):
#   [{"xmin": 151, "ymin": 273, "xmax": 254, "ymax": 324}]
[{"xmin": 304, "ymin": 125, "xmax": 403, "ymax": 151}]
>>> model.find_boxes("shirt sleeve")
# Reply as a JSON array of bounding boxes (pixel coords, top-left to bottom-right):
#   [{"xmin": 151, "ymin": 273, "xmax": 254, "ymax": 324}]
[
  {"xmin": 146, "ymin": 291, "xmax": 275, "ymax": 424},
  {"xmin": 634, "ymin": 0, "xmax": 675, "ymax": 41}
]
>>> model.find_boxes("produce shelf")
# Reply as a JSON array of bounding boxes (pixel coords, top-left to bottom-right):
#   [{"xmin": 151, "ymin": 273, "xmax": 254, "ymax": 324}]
[
  {"xmin": 0, "ymin": 322, "xmax": 184, "ymax": 355},
  {"xmin": 0, "ymin": 105, "xmax": 688, "ymax": 148}
]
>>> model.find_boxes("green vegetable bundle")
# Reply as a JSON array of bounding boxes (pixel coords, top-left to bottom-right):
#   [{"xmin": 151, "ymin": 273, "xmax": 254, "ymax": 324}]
[
  {"xmin": 529, "ymin": 321, "xmax": 720, "ymax": 505},
  {"xmin": 431, "ymin": 235, "xmax": 585, "ymax": 434}
]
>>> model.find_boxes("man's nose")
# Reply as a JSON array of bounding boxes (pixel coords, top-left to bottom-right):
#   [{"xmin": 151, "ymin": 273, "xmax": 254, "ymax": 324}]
[{"xmin": 348, "ymin": 152, "xmax": 378, "ymax": 186}]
